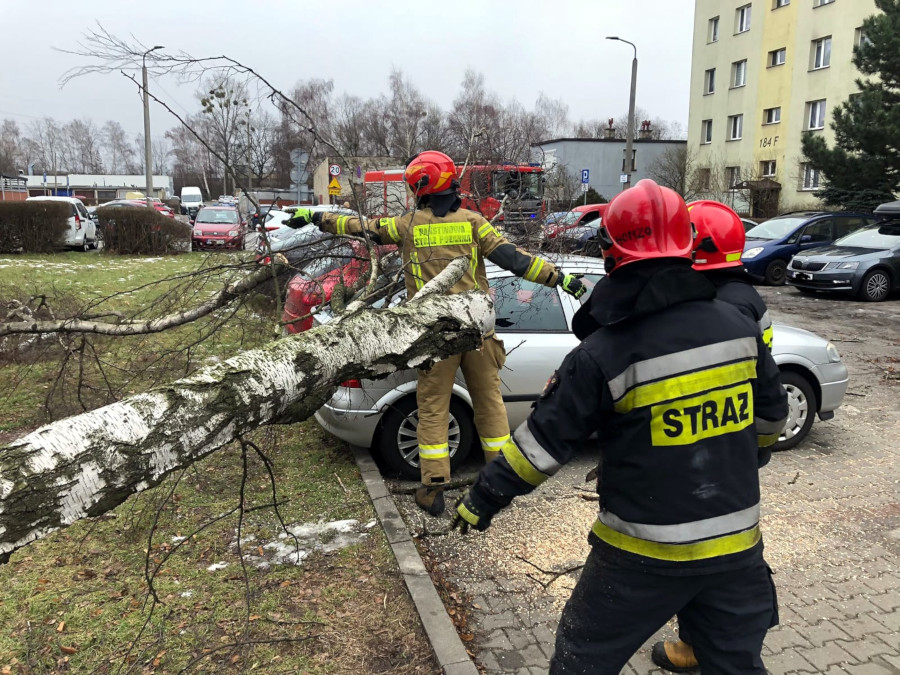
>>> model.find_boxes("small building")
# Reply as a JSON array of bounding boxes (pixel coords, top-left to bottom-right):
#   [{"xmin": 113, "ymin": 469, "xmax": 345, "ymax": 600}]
[
  {"xmin": 313, "ymin": 157, "xmax": 398, "ymax": 206},
  {"xmin": 532, "ymin": 136, "xmax": 688, "ymax": 201},
  {"xmin": 0, "ymin": 175, "xmax": 28, "ymax": 202},
  {"xmin": 24, "ymin": 174, "xmax": 174, "ymax": 205}
]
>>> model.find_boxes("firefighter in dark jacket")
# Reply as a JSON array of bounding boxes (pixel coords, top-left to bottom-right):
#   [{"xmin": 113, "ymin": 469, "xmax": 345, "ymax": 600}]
[
  {"xmin": 285, "ymin": 150, "xmax": 586, "ymax": 516},
  {"xmin": 452, "ymin": 179, "xmax": 789, "ymax": 674},
  {"xmin": 650, "ymin": 199, "xmax": 780, "ymax": 672}
]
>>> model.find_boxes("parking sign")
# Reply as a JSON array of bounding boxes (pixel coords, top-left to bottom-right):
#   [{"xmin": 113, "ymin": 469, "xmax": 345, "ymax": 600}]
[{"xmin": 581, "ymin": 169, "xmax": 590, "ymax": 184}]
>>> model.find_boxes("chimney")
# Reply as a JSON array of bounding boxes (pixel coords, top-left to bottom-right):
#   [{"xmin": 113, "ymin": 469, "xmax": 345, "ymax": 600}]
[
  {"xmin": 605, "ymin": 118, "xmax": 616, "ymax": 139},
  {"xmin": 639, "ymin": 120, "xmax": 653, "ymax": 140}
]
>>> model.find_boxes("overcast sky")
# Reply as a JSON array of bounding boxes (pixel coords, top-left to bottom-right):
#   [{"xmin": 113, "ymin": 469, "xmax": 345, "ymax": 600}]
[{"xmin": 0, "ymin": 0, "xmax": 695, "ymax": 138}]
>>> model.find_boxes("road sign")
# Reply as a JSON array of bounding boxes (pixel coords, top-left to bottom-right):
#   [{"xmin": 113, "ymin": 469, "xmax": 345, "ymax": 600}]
[
  {"xmin": 620, "ymin": 174, "xmax": 629, "ymax": 183},
  {"xmin": 328, "ymin": 177, "xmax": 341, "ymax": 195},
  {"xmin": 329, "ymin": 164, "xmax": 342, "ymax": 177},
  {"xmin": 581, "ymin": 169, "xmax": 590, "ymax": 184},
  {"xmin": 580, "ymin": 183, "xmax": 589, "ymax": 193}
]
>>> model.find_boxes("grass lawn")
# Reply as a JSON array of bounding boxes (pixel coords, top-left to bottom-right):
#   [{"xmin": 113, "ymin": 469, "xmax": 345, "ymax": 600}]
[{"xmin": 0, "ymin": 252, "xmax": 437, "ymax": 673}]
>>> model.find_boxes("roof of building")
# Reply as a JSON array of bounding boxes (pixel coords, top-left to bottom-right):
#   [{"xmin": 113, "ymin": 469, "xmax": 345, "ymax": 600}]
[
  {"xmin": 534, "ymin": 137, "xmax": 688, "ymax": 146},
  {"xmin": 24, "ymin": 174, "xmax": 172, "ymax": 189}
]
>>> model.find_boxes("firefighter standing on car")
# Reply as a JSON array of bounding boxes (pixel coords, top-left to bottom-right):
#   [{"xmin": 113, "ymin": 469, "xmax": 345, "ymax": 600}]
[
  {"xmin": 649, "ymin": 199, "xmax": 779, "ymax": 673},
  {"xmin": 452, "ymin": 179, "xmax": 789, "ymax": 674},
  {"xmin": 285, "ymin": 150, "xmax": 586, "ymax": 516}
]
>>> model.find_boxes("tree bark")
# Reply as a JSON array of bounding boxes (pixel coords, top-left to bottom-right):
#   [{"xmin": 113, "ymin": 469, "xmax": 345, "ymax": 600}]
[{"xmin": 0, "ymin": 259, "xmax": 491, "ymax": 561}]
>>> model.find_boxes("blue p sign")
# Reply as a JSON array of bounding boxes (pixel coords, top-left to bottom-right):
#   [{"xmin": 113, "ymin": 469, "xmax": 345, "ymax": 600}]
[{"xmin": 581, "ymin": 169, "xmax": 590, "ymax": 184}]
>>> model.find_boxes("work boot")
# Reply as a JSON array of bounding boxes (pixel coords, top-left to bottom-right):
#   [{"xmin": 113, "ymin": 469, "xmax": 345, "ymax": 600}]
[
  {"xmin": 651, "ymin": 640, "xmax": 699, "ymax": 673},
  {"xmin": 414, "ymin": 485, "xmax": 446, "ymax": 516}
]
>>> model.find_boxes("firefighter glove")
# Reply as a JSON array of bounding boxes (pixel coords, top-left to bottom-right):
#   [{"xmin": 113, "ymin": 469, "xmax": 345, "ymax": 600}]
[
  {"xmin": 559, "ymin": 273, "xmax": 586, "ymax": 299},
  {"xmin": 451, "ymin": 490, "xmax": 495, "ymax": 534},
  {"xmin": 285, "ymin": 208, "xmax": 321, "ymax": 229}
]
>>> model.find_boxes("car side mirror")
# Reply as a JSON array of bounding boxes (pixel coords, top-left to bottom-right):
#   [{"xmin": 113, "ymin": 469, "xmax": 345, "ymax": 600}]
[{"xmin": 800, "ymin": 234, "xmax": 813, "ymax": 243}]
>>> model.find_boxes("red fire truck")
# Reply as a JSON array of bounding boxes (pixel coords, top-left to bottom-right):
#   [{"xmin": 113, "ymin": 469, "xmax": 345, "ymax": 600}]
[{"xmin": 364, "ymin": 163, "xmax": 546, "ymax": 226}]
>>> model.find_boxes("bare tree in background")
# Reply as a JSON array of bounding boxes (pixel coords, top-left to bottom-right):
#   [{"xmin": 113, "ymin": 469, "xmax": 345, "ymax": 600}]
[
  {"xmin": 648, "ymin": 145, "xmax": 702, "ymax": 202},
  {"xmin": 199, "ymin": 74, "xmax": 250, "ymax": 196},
  {"xmin": 0, "ymin": 119, "xmax": 22, "ymax": 174},
  {"xmin": 101, "ymin": 119, "xmax": 135, "ymax": 173}
]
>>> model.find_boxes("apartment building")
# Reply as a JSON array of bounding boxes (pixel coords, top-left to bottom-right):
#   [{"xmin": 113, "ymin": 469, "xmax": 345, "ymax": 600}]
[{"xmin": 687, "ymin": 0, "xmax": 877, "ymax": 217}]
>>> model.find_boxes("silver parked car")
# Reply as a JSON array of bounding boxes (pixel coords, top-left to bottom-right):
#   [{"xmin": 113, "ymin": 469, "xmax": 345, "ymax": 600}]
[{"xmin": 315, "ymin": 256, "xmax": 850, "ymax": 479}]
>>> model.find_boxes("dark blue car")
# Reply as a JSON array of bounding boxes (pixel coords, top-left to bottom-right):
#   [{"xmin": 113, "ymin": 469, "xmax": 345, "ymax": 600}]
[{"xmin": 741, "ymin": 212, "xmax": 878, "ymax": 285}]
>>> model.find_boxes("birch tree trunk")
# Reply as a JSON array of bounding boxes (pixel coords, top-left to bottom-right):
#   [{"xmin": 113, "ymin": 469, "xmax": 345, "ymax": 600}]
[{"xmin": 0, "ymin": 259, "xmax": 491, "ymax": 562}]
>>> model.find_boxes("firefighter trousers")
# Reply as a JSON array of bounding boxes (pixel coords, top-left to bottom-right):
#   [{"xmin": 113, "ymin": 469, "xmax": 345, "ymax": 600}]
[
  {"xmin": 415, "ymin": 335, "xmax": 509, "ymax": 485},
  {"xmin": 549, "ymin": 545, "xmax": 778, "ymax": 674}
]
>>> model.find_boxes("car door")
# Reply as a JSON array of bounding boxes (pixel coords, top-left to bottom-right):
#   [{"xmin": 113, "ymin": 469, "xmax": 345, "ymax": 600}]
[
  {"xmin": 489, "ymin": 274, "xmax": 579, "ymax": 428},
  {"xmin": 833, "ymin": 215, "xmax": 875, "ymax": 240},
  {"xmin": 796, "ymin": 217, "xmax": 834, "ymax": 251},
  {"xmin": 77, "ymin": 203, "xmax": 95, "ymax": 240}
]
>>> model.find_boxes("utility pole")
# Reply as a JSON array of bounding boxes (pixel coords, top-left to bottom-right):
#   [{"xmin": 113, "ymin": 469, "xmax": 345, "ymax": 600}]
[
  {"xmin": 607, "ymin": 36, "xmax": 638, "ymax": 191},
  {"xmin": 142, "ymin": 46, "xmax": 164, "ymax": 208}
]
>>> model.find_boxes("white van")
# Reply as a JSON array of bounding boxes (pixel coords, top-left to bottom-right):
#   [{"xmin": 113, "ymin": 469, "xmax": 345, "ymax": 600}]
[
  {"xmin": 25, "ymin": 196, "xmax": 97, "ymax": 251},
  {"xmin": 180, "ymin": 187, "xmax": 204, "ymax": 220}
]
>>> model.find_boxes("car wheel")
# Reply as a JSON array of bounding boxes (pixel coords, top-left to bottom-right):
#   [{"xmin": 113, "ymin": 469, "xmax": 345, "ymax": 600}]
[
  {"xmin": 377, "ymin": 395, "xmax": 473, "ymax": 480},
  {"xmin": 80, "ymin": 237, "xmax": 90, "ymax": 252},
  {"xmin": 773, "ymin": 371, "xmax": 817, "ymax": 452},
  {"xmin": 764, "ymin": 259, "xmax": 787, "ymax": 286},
  {"xmin": 857, "ymin": 269, "xmax": 891, "ymax": 302}
]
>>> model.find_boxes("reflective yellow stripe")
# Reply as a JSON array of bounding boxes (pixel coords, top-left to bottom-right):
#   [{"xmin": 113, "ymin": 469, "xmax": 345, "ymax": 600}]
[
  {"xmin": 591, "ymin": 519, "xmax": 761, "ymax": 562},
  {"xmin": 758, "ymin": 431, "xmax": 780, "ymax": 448},
  {"xmin": 335, "ymin": 215, "xmax": 348, "ymax": 236},
  {"xmin": 501, "ymin": 440, "xmax": 549, "ymax": 487},
  {"xmin": 762, "ymin": 326, "xmax": 774, "ymax": 350},
  {"xmin": 379, "ymin": 217, "xmax": 400, "ymax": 242},
  {"xmin": 726, "ymin": 252, "xmax": 742, "ymax": 262},
  {"xmin": 419, "ymin": 443, "xmax": 449, "ymax": 459},
  {"xmin": 523, "ymin": 257, "xmax": 544, "ymax": 282},
  {"xmin": 410, "ymin": 251, "xmax": 424, "ymax": 290},
  {"xmin": 457, "ymin": 502, "xmax": 480, "ymax": 526},
  {"xmin": 480, "ymin": 434, "xmax": 510, "ymax": 450},
  {"xmin": 413, "ymin": 222, "xmax": 473, "ymax": 248},
  {"xmin": 613, "ymin": 361, "xmax": 757, "ymax": 413},
  {"xmin": 470, "ymin": 245, "xmax": 479, "ymax": 290},
  {"xmin": 478, "ymin": 223, "xmax": 497, "ymax": 239}
]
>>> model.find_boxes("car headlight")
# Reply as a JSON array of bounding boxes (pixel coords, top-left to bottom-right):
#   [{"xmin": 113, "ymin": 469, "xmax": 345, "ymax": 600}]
[
  {"xmin": 825, "ymin": 342, "xmax": 841, "ymax": 363},
  {"xmin": 742, "ymin": 247, "xmax": 764, "ymax": 259},
  {"xmin": 228, "ymin": 230, "xmax": 239, "ymax": 237},
  {"xmin": 193, "ymin": 229, "xmax": 202, "ymax": 236},
  {"xmin": 824, "ymin": 261, "xmax": 859, "ymax": 271}
]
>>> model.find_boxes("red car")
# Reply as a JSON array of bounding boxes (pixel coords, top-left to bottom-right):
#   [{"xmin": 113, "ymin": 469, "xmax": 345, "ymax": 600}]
[
  {"xmin": 282, "ymin": 241, "xmax": 397, "ymax": 333},
  {"xmin": 545, "ymin": 203, "xmax": 608, "ymax": 239},
  {"xmin": 191, "ymin": 206, "xmax": 246, "ymax": 251}
]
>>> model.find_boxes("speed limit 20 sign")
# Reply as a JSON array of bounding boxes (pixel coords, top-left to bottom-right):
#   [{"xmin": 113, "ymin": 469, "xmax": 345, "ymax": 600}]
[{"xmin": 328, "ymin": 164, "xmax": 342, "ymax": 177}]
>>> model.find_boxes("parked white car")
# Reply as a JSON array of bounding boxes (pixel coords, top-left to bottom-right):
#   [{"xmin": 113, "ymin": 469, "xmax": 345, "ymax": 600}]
[
  {"xmin": 314, "ymin": 256, "xmax": 851, "ymax": 479},
  {"xmin": 25, "ymin": 196, "xmax": 97, "ymax": 250}
]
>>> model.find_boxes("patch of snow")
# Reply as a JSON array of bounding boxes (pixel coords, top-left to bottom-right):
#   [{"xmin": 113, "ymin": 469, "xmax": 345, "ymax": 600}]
[
  {"xmin": 181, "ymin": 590, "xmax": 193, "ymax": 598},
  {"xmin": 242, "ymin": 519, "xmax": 368, "ymax": 569},
  {"xmin": 172, "ymin": 535, "xmax": 187, "ymax": 542},
  {"xmin": 365, "ymin": 519, "xmax": 377, "ymax": 529},
  {"xmin": 206, "ymin": 561, "xmax": 229, "ymax": 572}
]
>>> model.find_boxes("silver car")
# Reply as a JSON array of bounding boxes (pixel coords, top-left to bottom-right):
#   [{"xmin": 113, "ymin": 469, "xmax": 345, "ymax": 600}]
[{"xmin": 315, "ymin": 256, "xmax": 849, "ymax": 479}]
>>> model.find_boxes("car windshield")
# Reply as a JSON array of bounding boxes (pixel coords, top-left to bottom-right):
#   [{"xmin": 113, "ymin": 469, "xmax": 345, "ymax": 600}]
[
  {"xmin": 833, "ymin": 225, "xmax": 900, "ymax": 249},
  {"xmin": 558, "ymin": 211, "xmax": 580, "ymax": 226},
  {"xmin": 196, "ymin": 209, "xmax": 238, "ymax": 224},
  {"xmin": 300, "ymin": 243, "xmax": 357, "ymax": 278},
  {"xmin": 492, "ymin": 170, "xmax": 543, "ymax": 200},
  {"xmin": 183, "ymin": 195, "xmax": 202, "ymax": 203},
  {"xmin": 745, "ymin": 217, "xmax": 809, "ymax": 241}
]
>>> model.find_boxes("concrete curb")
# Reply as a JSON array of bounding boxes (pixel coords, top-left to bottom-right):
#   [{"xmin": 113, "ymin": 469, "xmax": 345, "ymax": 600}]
[{"xmin": 351, "ymin": 446, "xmax": 479, "ymax": 675}]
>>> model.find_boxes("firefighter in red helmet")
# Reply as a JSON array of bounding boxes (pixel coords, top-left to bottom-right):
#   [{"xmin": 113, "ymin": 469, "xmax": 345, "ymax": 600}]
[
  {"xmin": 453, "ymin": 180, "xmax": 788, "ymax": 674},
  {"xmin": 286, "ymin": 150, "xmax": 585, "ymax": 515}
]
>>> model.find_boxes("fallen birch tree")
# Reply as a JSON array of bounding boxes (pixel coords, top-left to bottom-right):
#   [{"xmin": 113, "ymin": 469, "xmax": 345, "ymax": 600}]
[{"xmin": 0, "ymin": 258, "xmax": 491, "ymax": 562}]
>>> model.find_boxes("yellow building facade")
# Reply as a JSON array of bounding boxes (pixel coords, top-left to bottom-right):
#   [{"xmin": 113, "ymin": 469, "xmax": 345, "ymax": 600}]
[{"xmin": 687, "ymin": 0, "xmax": 878, "ymax": 216}]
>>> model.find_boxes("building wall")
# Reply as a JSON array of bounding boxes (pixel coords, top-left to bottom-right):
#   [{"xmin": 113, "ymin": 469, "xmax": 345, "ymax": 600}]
[
  {"xmin": 688, "ymin": 0, "xmax": 878, "ymax": 214},
  {"xmin": 312, "ymin": 157, "xmax": 398, "ymax": 206},
  {"xmin": 534, "ymin": 139, "xmax": 688, "ymax": 201}
]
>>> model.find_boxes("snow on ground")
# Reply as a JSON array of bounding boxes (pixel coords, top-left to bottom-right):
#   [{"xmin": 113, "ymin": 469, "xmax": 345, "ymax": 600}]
[{"xmin": 240, "ymin": 519, "xmax": 368, "ymax": 569}]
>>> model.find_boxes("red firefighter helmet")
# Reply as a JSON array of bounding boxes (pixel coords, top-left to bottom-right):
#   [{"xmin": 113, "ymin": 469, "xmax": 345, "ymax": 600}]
[
  {"xmin": 597, "ymin": 179, "xmax": 693, "ymax": 273},
  {"xmin": 687, "ymin": 200, "xmax": 747, "ymax": 271},
  {"xmin": 403, "ymin": 151, "xmax": 458, "ymax": 196}
]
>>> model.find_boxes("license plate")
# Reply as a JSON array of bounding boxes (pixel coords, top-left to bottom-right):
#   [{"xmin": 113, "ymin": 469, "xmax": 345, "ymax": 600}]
[{"xmin": 796, "ymin": 272, "xmax": 812, "ymax": 281}]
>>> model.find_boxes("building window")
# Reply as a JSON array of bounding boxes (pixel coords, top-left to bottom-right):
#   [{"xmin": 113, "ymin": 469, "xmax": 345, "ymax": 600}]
[
  {"xmin": 708, "ymin": 16, "xmax": 720, "ymax": 43},
  {"xmin": 855, "ymin": 27, "xmax": 871, "ymax": 49},
  {"xmin": 732, "ymin": 59, "xmax": 748, "ymax": 87},
  {"xmin": 773, "ymin": 0, "xmax": 790, "ymax": 7},
  {"xmin": 698, "ymin": 168, "xmax": 712, "ymax": 190},
  {"xmin": 704, "ymin": 68, "xmax": 716, "ymax": 94},
  {"xmin": 728, "ymin": 114, "xmax": 744, "ymax": 141},
  {"xmin": 802, "ymin": 163, "xmax": 822, "ymax": 190},
  {"xmin": 814, "ymin": 0, "xmax": 835, "ymax": 6},
  {"xmin": 812, "ymin": 36, "xmax": 832, "ymax": 69},
  {"xmin": 769, "ymin": 48, "xmax": 787, "ymax": 67},
  {"xmin": 736, "ymin": 4, "xmax": 752, "ymax": 33},
  {"xmin": 807, "ymin": 99, "xmax": 827, "ymax": 130},
  {"xmin": 760, "ymin": 160, "xmax": 777, "ymax": 178},
  {"xmin": 726, "ymin": 166, "xmax": 741, "ymax": 188},
  {"xmin": 701, "ymin": 119, "xmax": 713, "ymax": 144},
  {"xmin": 763, "ymin": 107, "xmax": 781, "ymax": 124}
]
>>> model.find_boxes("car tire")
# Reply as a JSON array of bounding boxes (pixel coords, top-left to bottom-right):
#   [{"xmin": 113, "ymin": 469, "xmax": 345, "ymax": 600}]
[
  {"xmin": 773, "ymin": 370, "xmax": 817, "ymax": 452},
  {"xmin": 857, "ymin": 269, "xmax": 891, "ymax": 302},
  {"xmin": 377, "ymin": 395, "xmax": 473, "ymax": 481},
  {"xmin": 80, "ymin": 236, "xmax": 90, "ymax": 252},
  {"xmin": 764, "ymin": 259, "xmax": 787, "ymax": 286}
]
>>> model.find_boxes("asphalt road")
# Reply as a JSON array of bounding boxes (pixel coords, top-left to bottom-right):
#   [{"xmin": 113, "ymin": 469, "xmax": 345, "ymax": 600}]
[{"xmin": 389, "ymin": 285, "xmax": 900, "ymax": 674}]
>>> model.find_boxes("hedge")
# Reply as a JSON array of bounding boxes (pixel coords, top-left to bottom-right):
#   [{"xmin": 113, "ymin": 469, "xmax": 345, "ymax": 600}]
[
  {"xmin": 0, "ymin": 202, "xmax": 70, "ymax": 253},
  {"xmin": 98, "ymin": 206, "xmax": 191, "ymax": 255}
]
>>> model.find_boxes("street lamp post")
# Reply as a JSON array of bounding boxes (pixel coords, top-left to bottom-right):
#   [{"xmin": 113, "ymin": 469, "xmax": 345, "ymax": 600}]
[
  {"xmin": 142, "ymin": 46, "xmax": 164, "ymax": 208},
  {"xmin": 606, "ymin": 36, "xmax": 638, "ymax": 191}
]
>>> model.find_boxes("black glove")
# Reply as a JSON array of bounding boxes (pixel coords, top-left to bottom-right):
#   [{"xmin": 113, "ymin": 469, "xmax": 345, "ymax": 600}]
[
  {"xmin": 559, "ymin": 272, "xmax": 586, "ymax": 299},
  {"xmin": 451, "ymin": 489, "xmax": 497, "ymax": 534},
  {"xmin": 285, "ymin": 208, "xmax": 322, "ymax": 229}
]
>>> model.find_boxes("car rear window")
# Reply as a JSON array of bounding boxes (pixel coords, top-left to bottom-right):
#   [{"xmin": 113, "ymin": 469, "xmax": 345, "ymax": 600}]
[
  {"xmin": 834, "ymin": 226, "xmax": 900, "ymax": 249},
  {"xmin": 490, "ymin": 277, "xmax": 567, "ymax": 332}
]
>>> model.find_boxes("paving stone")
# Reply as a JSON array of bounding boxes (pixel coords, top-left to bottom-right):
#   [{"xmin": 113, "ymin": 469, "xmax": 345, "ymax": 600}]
[
  {"xmin": 795, "ymin": 619, "xmax": 853, "ymax": 647},
  {"xmin": 862, "ymin": 573, "xmax": 900, "ymax": 595},
  {"xmin": 762, "ymin": 648, "xmax": 819, "ymax": 674},
  {"xmin": 802, "ymin": 600, "xmax": 849, "ymax": 624},
  {"xmin": 765, "ymin": 625, "xmax": 814, "ymax": 653},
  {"xmin": 831, "ymin": 595, "xmax": 885, "ymax": 618},
  {"xmin": 480, "ymin": 629, "xmax": 514, "ymax": 651},
  {"xmin": 837, "ymin": 613, "xmax": 894, "ymax": 640},
  {"xmin": 843, "ymin": 663, "xmax": 900, "ymax": 675},
  {"xmin": 826, "ymin": 578, "xmax": 883, "ymax": 598},
  {"xmin": 476, "ymin": 652, "xmax": 501, "ymax": 672},
  {"xmin": 795, "ymin": 642, "xmax": 859, "ymax": 672},
  {"xmin": 506, "ymin": 629, "xmax": 535, "ymax": 651},
  {"xmin": 835, "ymin": 638, "xmax": 897, "ymax": 663},
  {"xmin": 873, "ymin": 609, "xmax": 900, "ymax": 632},
  {"xmin": 494, "ymin": 649, "xmax": 527, "ymax": 671},
  {"xmin": 477, "ymin": 611, "xmax": 519, "ymax": 632},
  {"xmin": 868, "ymin": 593, "xmax": 900, "ymax": 613}
]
